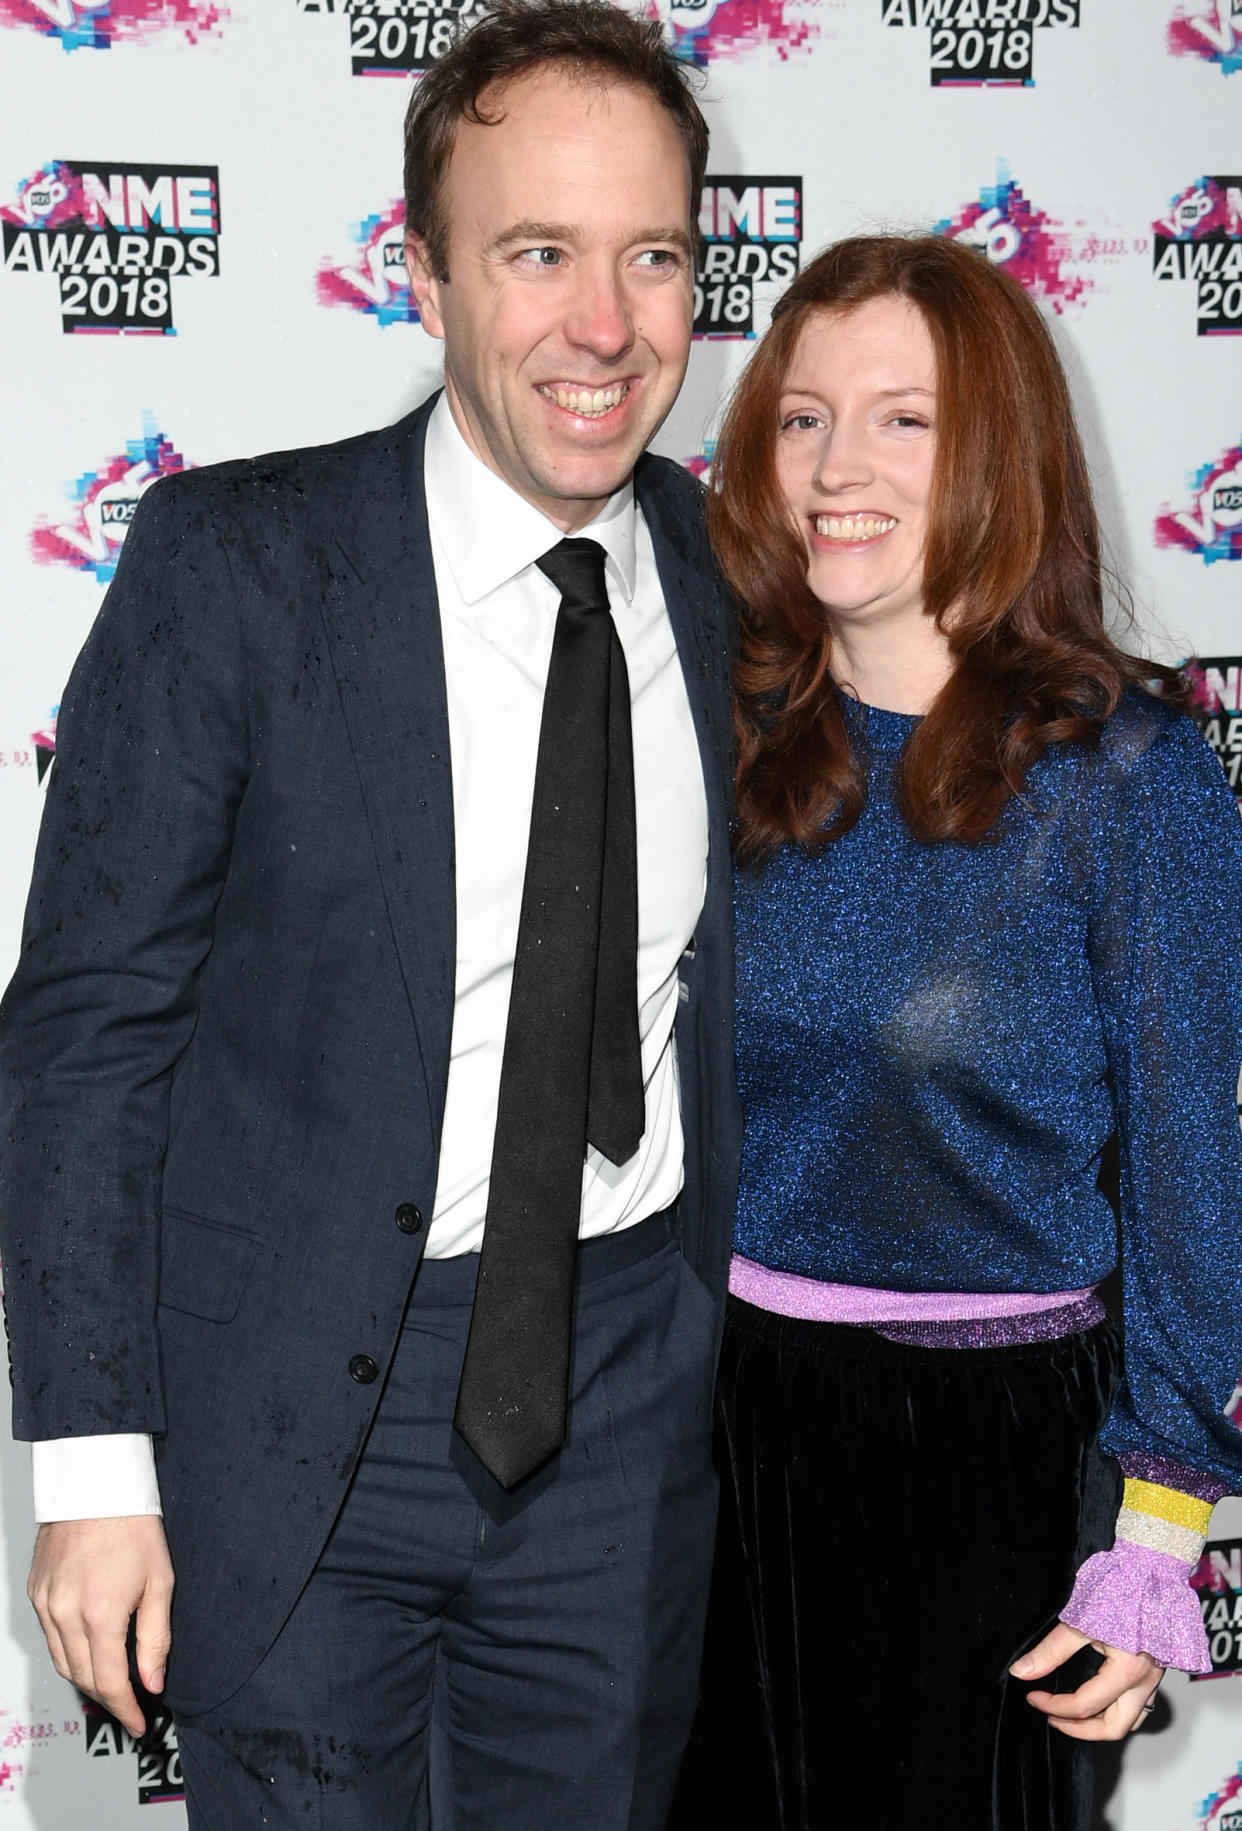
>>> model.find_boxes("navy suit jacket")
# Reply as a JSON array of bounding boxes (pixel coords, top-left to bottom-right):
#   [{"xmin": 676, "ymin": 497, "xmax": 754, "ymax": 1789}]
[{"xmin": 0, "ymin": 394, "xmax": 739, "ymax": 1715}]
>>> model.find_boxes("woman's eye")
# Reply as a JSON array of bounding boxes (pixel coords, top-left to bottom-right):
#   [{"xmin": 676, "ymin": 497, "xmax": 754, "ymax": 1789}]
[{"xmin": 781, "ymin": 413, "xmax": 822, "ymax": 432}]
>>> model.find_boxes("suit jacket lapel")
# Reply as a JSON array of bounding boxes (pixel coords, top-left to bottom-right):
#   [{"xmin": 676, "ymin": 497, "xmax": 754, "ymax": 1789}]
[
  {"xmin": 320, "ymin": 396, "xmax": 456, "ymax": 1146},
  {"xmin": 637, "ymin": 460, "xmax": 737, "ymax": 1285},
  {"xmin": 636, "ymin": 460, "xmax": 735, "ymax": 855}
]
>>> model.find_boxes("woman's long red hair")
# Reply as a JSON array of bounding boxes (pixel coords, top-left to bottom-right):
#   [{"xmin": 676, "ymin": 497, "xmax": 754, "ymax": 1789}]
[{"xmin": 712, "ymin": 235, "xmax": 1182, "ymax": 864}]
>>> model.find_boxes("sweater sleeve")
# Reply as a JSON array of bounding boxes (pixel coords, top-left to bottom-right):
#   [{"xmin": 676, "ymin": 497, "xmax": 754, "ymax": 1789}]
[
  {"xmin": 1060, "ymin": 1463, "xmax": 1225, "ymax": 1671},
  {"xmin": 1061, "ymin": 705, "xmax": 1242, "ymax": 1669},
  {"xmin": 1085, "ymin": 706, "xmax": 1242, "ymax": 1492}
]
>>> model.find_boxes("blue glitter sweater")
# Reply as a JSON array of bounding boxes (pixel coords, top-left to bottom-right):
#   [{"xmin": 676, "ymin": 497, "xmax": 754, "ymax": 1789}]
[{"xmin": 734, "ymin": 690, "xmax": 1242, "ymax": 1490}]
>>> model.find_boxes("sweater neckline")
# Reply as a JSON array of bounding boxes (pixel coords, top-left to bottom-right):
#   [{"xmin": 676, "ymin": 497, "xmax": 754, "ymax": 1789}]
[{"xmin": 838, "ymin": 690, "xmax": 922, "ymax": 751}]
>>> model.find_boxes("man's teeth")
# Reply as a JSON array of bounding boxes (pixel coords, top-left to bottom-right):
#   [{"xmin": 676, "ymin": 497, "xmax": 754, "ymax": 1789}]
[
  {"xmin": 814, "ymin": 515, "xmax": 897, "ymax": 542},
  {"xmin": 539, "ymin": 384, "xmax": 628, "ymax": 417}
]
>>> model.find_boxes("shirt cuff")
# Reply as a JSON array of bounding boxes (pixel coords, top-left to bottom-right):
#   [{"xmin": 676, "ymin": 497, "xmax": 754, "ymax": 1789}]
[{"xmin": 32, "ymin": 1435, "xmax": 163, "ymax": 1523}]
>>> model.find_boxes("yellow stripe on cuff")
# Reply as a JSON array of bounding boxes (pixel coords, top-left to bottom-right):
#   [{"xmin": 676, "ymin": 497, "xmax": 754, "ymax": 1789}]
[
  {"xmin": 1114, "ymin": 1505, "xmax": 1206, "ymax": 1566},
  {"xmin": 1122, "ymin": 1478, "xmax": 1214, "ymax": 1535}
]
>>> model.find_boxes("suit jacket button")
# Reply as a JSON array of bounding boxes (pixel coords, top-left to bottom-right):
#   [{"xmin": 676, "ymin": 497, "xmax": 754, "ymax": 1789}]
[
  {"xmin": 349, "ymin": 1354, "xmax": 379, "ymax": 1384},
  {"xmin": 395, "ymin": 1203, "xmax": 424, "ymax": 1235}
]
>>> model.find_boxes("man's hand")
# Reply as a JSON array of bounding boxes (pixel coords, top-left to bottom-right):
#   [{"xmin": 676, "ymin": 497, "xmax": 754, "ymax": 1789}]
[
  {"xmin": 1010, "ymin": 1622, "xmax": 1162, "ymax": 1740},
  {"xmin": 27, "ymin": 1516, "xmax": 173, "ymax": 1738}
]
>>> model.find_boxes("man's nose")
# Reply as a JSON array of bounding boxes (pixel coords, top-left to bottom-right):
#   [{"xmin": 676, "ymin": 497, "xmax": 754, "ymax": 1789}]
[{"xmin": 564, "ymin": 267, "xmax": 635, "ymax": 362}]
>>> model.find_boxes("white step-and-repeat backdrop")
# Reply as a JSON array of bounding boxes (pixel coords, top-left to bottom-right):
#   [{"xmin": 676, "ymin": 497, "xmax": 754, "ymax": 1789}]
[{"xmin": 0, "ymin": 0, "xmax": 1239, "ymax": 1824}]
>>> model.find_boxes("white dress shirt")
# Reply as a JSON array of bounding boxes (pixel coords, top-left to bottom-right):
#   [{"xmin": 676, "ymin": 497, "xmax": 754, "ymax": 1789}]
[{"xmin": 32, "ymin": 395, "xmax": 709, "ymax": 1521}]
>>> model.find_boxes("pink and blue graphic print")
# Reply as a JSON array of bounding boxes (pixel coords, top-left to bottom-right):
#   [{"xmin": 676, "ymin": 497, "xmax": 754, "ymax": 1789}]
[
  {"xmin": 32, "ymin": 708, "xmax": 57, "ymax": 783},
  {"xmin": 653, "ymin": 0, "xmax": 819, "ymax": 67},
  {"xmin": 1198, "ymin": 1764, "xmax": 1242, "ymax": 1829},
  {"xmin": 1156, "ymin": 442, "xmax": 1242, "ymax": 563},
  {"xmin": 32, "ymin": 421, "xmax": 190, "ymax": 583},
  {"xmin": 1157, "ymin": 175, "xmax": 1242, "ymax": 243},
  {"xmin": 1169, "ymin": 1, "xmax": 1242, "ymax": 74},
  {"xmin": 933, "ymin": 163, "xmax": 1088, "ymax": 312},
  {"xmin": 0, "ymin": 0, "xmax": 226, "ymax": 49},
  {"xmin": 685, "ymin": 442, "xmax": 716, "ymax": 485},
  {"xmin": 316, "ymin": 202, "xmax": 417, "ymax": 327},
  {"xmin": 3, "ymin": 160, "xmax": 86, "ymax": 228}
]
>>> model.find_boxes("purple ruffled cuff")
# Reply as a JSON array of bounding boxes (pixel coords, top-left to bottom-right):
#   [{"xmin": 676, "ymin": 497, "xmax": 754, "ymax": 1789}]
[{"xmin": 1060, "ymin": 1542, "xmax": 1211, "ymax": 1673}]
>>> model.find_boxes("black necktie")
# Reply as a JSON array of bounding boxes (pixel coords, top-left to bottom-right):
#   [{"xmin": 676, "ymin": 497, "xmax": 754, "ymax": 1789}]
[{"xmin": 452, "ymin": 537, "xmax": 645, "ymax": 1489}]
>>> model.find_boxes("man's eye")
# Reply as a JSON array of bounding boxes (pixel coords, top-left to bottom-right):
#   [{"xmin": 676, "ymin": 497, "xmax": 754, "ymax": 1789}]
[
  {"xmin": 636, "ymin": 249, "xmax": 678, "ymax": 269},
  {"xmin": 520, "ymin": 247, "xmax": 563, "ymax": 267}
]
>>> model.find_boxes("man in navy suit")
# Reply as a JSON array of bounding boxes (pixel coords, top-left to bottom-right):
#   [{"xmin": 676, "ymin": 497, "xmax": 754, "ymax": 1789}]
[{"xmin": 0, "ymin": 5, "xmax": 738, "ymax": 1825}]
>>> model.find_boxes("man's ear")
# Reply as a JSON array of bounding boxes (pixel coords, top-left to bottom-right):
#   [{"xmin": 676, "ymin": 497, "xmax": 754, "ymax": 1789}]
[{"xmin": 405, "ymin": 234, "xmax": 445, "ymax": 339}]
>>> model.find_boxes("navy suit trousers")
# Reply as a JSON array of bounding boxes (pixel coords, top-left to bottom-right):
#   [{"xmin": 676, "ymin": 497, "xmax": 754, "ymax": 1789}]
[{"xmin": 173, "ymin": 1218, "xmax": 719, "ymax": 1830}]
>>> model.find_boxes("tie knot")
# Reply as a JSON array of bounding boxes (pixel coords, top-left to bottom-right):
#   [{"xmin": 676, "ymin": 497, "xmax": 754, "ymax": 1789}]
[{"xmin": 536, "ymin": 538, "xmax": 610, "ymax": 615}]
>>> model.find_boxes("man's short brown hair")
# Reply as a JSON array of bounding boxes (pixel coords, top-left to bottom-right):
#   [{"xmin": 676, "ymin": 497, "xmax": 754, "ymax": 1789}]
[{"xmin": 403, "ymin": 0, "xmax": 709, "ymax": 279}]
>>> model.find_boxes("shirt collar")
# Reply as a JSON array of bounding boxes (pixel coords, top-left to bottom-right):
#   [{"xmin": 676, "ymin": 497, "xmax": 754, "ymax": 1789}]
[{"xmin": 424, "ymin": 392, "xmax": 637, "ymax": 608}]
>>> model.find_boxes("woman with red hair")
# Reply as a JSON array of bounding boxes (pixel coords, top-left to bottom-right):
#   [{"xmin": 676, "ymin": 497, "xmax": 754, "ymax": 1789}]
[{"xmin": 671, "ymin": 236, "xmax": 1242, "ymax": 1828}]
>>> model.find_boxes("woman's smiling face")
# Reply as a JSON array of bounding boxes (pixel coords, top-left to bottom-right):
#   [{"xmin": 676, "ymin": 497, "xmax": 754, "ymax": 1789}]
[{"xmin": 775, "ymin": 294, "xmax": 938, "ymax": 637}]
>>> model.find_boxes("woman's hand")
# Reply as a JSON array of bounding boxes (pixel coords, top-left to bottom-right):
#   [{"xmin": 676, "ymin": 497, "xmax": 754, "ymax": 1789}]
[{"xmin": 1010, "ymin": 1622, "xmax": 1163, "ymax": 1740}]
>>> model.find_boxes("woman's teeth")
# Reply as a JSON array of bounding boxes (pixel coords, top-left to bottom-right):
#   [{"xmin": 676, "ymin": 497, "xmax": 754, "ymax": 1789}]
[
  {"xmin": 539, "ymin": 384, "xmax": 628, "ymax": 417},
  {"xmin": 814, "ymin": 515, "xmax": 897, "ymax": 542}
]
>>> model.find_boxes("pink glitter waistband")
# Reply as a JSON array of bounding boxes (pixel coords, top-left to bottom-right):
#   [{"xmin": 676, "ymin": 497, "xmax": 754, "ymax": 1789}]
[{"xmin": 728, "ymin": 1254, "xmax": 1096, "ymax": 1324}]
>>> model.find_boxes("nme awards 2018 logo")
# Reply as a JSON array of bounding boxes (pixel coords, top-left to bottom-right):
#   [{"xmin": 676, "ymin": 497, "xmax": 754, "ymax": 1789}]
[
  {"xmin": 32, "ymin": 421, "xmax": 190, "ymax": 584},
  {"xmin": 317, "ymin": 200, "xmax": 417, "ymax": 325},
  {"xmin": 3, "ymin": 161, "xmax": 220, "ymax": 333},
  {"xmin": 84, "ymin": 1698, "xmax": 183, "ymax": 1805},
  {"xmin": 1185, "ymin": 660, "xmax": 1242, "ymax": 809},
  {"xmin": 883, "ymin": 0, "xmax": 1079, "ymax": 86},
  {"xmin": 1156, "ymin": 440, "xmax": 1242, "ymax": 564},
  {"xmin": 1169, "ymin": 0, "xmax": 1242, "ymax": 73},
  {"xmin": 1154, "ymin": 177, "xmax": 1242, "ymax": 334},
  {"xmin": 297, "ymin": 0, "xmax": 486, "ymax": 77},
  {"xmin": 1191, "ymin": 1535, "xmax": 1242, "ymax": 1674},
  {"xmin": 696, "ymin": 176, "xmax": 801, "ymax": 339},
  {"xmin": 297, "ymin": 0, "xmax": 818, "ymax": 76},
  {"xmin": 0, "ymin": 0, "xmax": 225, "ymax": 49}
]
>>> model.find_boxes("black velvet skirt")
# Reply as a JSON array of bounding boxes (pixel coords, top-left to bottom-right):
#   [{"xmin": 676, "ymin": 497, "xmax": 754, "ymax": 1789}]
[{"xmin": 669, "ymin": 1296, "xmax": 1122, "ymax": 1831}]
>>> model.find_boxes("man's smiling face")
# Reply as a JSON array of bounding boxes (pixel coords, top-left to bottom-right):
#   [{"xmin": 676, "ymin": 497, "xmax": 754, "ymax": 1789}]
[{"xmin": 406, "ymin": 65, "xmax": 695, "ymax": 533}]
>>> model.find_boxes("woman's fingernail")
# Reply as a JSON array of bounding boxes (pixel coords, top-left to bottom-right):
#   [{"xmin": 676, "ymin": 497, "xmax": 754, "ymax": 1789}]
[{"xmin": 1011, "ymin": 1655, "xmax": 1034, "ymax": 1677}]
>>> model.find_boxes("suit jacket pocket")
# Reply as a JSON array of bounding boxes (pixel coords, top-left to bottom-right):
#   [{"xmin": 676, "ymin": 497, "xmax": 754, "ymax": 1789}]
[{"xmin": 158, "ymin": 1207, "xmax": 262, "ymax": 1323}]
